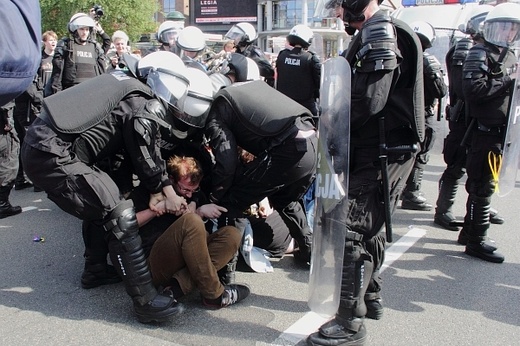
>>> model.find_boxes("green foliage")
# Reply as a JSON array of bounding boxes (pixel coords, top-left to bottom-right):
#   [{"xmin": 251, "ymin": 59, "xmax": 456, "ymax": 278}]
[{"xmin": 40, "ymin": 0, "xmax": 159, "ymax": 44}]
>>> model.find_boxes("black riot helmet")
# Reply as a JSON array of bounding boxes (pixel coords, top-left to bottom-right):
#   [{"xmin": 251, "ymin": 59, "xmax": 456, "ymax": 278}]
[{"xmin": 323, "ymin": 0, "xmax": 382, "ymax": 34}]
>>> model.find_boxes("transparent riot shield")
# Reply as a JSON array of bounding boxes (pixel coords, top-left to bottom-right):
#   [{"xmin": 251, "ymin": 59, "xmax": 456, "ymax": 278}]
[
  {"xmin": 309, "ymin": 33, "xmax": 324, "ymax": 63},
  {"xmin": 498, "ymin": 70, "xmax": 520, "ymax": 197},
  {"xmin": 308, "ymin": 57, "xmax": 351, "ymax": 318}
]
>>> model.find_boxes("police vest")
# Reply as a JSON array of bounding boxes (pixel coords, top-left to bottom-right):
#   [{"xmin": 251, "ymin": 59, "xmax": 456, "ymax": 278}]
[
  {"xmin": 57, "ymin": 38, "xmax": 106, "ymax": 89},
  {"xmin": 276, "ymin": 48, "xmax": 317, "ymax": 102},
  {"xmin": 42, "ymin": 70, "xmax": 153, "ymax": 134},
  {"xmin": 215, "ymin": 80, "xmax": 311, "ymax": 137}
]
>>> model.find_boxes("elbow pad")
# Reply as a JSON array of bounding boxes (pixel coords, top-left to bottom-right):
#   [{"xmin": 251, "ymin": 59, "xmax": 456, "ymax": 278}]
[{"xmin": 424, "ymin": 53, "xmax": 443, "ymax": 80}]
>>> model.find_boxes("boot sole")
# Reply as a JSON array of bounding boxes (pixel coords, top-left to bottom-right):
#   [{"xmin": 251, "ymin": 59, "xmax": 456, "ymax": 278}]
[
  {"xmin": 136, "ymin": 303, "xmax": 186, "ymax": 323},
  {"xmin": 433, "ymin": 217, "xmax": 459, "ymax": 232},
  {"xmin": 401, "ymin": 202, "xmax": 432, "ymax": 211},
  {"xmin": 464, "ymin": 247, "xmax": 504, "ymax": 263},
  {"xmin": 81, "ymin": 276, "xmax": 123, "ymax": 289},
  {"xmin": 307, "ymin": 334, "xmax": 367, "ymax": 346}
]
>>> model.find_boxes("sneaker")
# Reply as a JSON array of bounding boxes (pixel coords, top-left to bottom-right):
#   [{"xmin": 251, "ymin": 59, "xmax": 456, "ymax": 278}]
[
  {"xmin": 203, "ymin": 284, "xmax": 250, "ymax": 308},
  {"xmin": 134, "ymin": 289, "xmax": 185, "ymax": 323},
  {"xmin": 365, "ymin": 298, "xmax": 383, "ymax": 320},
  {"xmin": 81, "ymin": 264, "xmax": 122, "ymax": 289}
]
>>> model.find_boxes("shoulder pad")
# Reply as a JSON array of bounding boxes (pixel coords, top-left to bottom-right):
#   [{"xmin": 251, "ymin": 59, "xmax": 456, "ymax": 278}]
[
  {"xmin": 143, "ymin": 99, "xmax": 166, "ymax": 119},
  {"xmin": 462, "ymin": 46, "xmax": 488, "ymax": 77},
  {"xmin": 423, "ymin": 52, "xmax": 443, "ymax": 76},
  {"xmin": 452, "ymin": 38, "xmax": 472, "ymax": 66},
  {"xmin": 356, "ymin": 15, "xmax": 399, "ymax": 71}
]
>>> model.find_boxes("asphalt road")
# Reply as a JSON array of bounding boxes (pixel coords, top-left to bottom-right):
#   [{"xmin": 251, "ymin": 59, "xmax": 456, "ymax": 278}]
[{"xmin": 1, "ymin": 120, "xmax": 519, "ymax": 345}]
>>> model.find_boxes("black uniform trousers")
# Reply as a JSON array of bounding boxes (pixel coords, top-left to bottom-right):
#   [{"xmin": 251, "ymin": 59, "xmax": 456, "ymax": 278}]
[
  {"xmin": 347, "ymin": 145, "xmax": 415, "ymax": 298},
  {"xmin": 21, "ymin": 121, "xmax": 121, "ymax": 221}
]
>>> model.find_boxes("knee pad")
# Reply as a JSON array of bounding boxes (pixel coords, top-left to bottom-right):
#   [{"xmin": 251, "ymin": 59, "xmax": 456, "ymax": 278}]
[{"xmin": 103, "ymin": 199, "xmax": 139, "ymax": 242}]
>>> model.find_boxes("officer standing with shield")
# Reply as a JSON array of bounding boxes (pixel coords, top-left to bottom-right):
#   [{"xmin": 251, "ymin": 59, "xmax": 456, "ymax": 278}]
[
  {"xmin": 458, "ymin": 3, "xmax": 520, "ymax": 263},
  {"xmin": 308, "ymin": 1, "xmax": 424, "ymax": 345}
]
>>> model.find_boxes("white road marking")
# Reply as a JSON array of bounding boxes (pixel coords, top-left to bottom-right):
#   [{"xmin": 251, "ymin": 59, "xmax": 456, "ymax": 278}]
[{"xmin": 272, "ymin": 227, "xmax": 427, "ymax": 346}]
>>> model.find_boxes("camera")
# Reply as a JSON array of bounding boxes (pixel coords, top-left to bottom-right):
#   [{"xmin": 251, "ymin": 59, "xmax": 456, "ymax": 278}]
[{"xmin": 92, "ymin": 4, "xmax": 104, "ymax": 19}]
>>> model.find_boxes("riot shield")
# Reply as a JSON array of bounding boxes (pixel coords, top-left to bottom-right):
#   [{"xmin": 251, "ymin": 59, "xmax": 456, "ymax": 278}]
[
  {"xmin": 498, "ymin": 71, "xmax": 520, "ymax": 197},
  {"xmin": 308, "ymin": 57, "xmax": 351, "ymax": 318},
  {"xmin": 309, "ymin": 33, "xmax": 324, "ymax": 63}
]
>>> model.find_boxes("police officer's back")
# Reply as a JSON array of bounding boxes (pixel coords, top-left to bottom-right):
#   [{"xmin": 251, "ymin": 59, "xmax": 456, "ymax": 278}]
[{"xmin": 276, "ymin": 24, "xmax": 321, "ymax": 117}]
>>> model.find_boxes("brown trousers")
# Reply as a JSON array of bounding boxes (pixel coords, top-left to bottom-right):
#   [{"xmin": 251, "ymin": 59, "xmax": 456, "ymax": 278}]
[{"xmin": 148, "ymin": 213, "xmax": 241, "ymax": 299}]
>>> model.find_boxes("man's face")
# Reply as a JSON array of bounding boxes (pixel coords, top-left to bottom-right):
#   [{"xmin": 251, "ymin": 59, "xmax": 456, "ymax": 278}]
[
  {"xmin": 77, "ymin": 27, "xmax": 90, "ymax": 41},
  {"xmin": 44, "ymin": 37, "xmax": 57, "ymax": 51},
  {"xmin": 173, "ymin": 176, "xmax": 200, "ymax": 198}
]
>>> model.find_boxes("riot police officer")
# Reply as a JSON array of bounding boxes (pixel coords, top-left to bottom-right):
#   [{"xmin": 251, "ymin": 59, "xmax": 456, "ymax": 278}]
[
  {"xmin": 50, "ymin": 12, "xmax": 111, "ymax": 94},
  {"xmin": 225, "ymin": 22, "xmax": 275, "ymax": 86},
  {"xmin": 157, "ymin": 20, "xmax": 183, "ymax": 55},
  {"xmin": 458, "ymin": 3, "xmax": 520, "ymax": 263},
  {"xmin": 21, "ymin": 52, "xmax": 193, "ymax": 322},
  {"xmin": 176, "ymin": 26, "xmax": 208, "ymax": 71},
  {"xmin": 434, "ymin": 6, "xmax": 504, "ymax": 231},
  {"xmin": 400, "ymin": 21, "xmax": 447, "ymax": 211},
  {"xmin": 276, "ymin": 24, "xmax": 321, "ymax": 117},
  {"xmin": 205, "ymin": 53, "xmax": 317, "ymax": 267},
  {"xmin": 308, "ymin": 1, "xmax": 424, "ymax": 345}
]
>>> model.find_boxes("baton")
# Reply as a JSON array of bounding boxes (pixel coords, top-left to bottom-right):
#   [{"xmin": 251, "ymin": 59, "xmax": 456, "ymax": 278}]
[{"xmin": 379, "ymin": 117, "xmax": 418, "ymax": 243}]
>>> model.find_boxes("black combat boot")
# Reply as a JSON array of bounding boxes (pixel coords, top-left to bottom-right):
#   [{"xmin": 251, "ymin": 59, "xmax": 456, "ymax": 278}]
[
  {"xmin": 81, "ymin": 220, "xmax": 122, "ymax": 289},
  {"xmin": 462, "ymin": 196, "xmax": 504, "ymax": 263},
  {"xmin": 401, "ymin": 167, "xmax": 432, "ymax": 211},
  {"xmin": 307, "ymin": 238, "xmax": 372, "ymax": 346},
  {"xmin": 489, "ymin": 207, "xmax": 505, "ymax": 225},
  {"xmin": 0, "ymin": 184, "xmax": 22, "ymax": 219},
  {"xmin": 106, "ymin": 201, "xmax": 185, "ymax": 323},
  {"xmin": 434, "ymin": 177, "xmax": 460, "ymax": 231}
]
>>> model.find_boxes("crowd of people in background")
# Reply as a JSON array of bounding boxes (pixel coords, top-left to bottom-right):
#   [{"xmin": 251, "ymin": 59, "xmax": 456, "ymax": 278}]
[{"xmin": 2, "ymin": 0, "xmax": 520, "ymax": 345}]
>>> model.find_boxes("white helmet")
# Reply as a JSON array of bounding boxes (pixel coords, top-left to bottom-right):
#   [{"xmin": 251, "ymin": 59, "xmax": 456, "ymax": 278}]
[
  {"xmin": 459, "ymin": 5, "xmax": 493, "ymax": 37},
  {"xmin": 483, "ymin": 2, "xmax": 520, "ymax": 48},
  {"xmin": 224, "ymin": 22, "xmax": 257, "ymax": 47},
  {"xmin": 68, "ymin": 13, "xmax": 95, "ymax": 34},
  {"xmin": 179, "ymin": 68, "xmax": 214, "ymax": 128},
  {"xmin": 287, "ymin": 24, "xmax": 314, "ymax": 48},
  {"xmin": 176, "ymin": 26, "xmax": 206, "ymax": 53},
  {"xmin": 137, "ymin": 51, "xmax": 190, "ymax": 112},
  {"xmin": 410, "ymin": 21, "xmax": 436, "ymax": 49},
  {"xmin": 220, "ymin": 53, "xmax": 260, "ymax": 82},
  {"xmin": 157, "ymin": 20, "xmax": 183, "ymax": 45}
]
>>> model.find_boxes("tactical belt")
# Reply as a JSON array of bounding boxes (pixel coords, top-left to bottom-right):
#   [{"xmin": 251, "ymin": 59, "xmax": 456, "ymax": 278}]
[
  {"xmin": 477, "ymin": 121, "xmax": 505, "ymax": 135},
  {"xmin": 345, "ymin": 229, "xmax": 364, "ymax": 242}
]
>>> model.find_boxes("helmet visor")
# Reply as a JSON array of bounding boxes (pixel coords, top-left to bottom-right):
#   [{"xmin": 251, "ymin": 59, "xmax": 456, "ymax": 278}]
[
  {"xmin": 224, "ymin": 25, "xmax": 245, "ymax": 45},
  {"xmin": 484, "ymin": 21, "xmax": 520, "ymax": 47},
  {"xmin": 147, "ymin": 69, "xmax": 189, "ymax": 110},
  {"xmin": 174, "ymin": 90, "xmax": 213, "ymax": 128},
  {"xmin": 314, "ymin": 0, "xmax": 342, "ymax": 18}
]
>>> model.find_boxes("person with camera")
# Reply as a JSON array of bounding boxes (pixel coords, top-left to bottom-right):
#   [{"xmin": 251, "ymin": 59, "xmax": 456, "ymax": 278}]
[
  {"xmin": 107, "ymin": 30, "xmax": 131, "ymax": 71},
  {"xmin": 50, "ymin": 9, "xmax": 110, "ymax": 94}
]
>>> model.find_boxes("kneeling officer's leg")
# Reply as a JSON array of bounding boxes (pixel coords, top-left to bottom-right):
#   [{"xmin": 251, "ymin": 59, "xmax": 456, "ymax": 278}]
[{"xmin": 105, "ymin": 200, "xmax": 185, "ymax": 323}]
